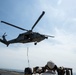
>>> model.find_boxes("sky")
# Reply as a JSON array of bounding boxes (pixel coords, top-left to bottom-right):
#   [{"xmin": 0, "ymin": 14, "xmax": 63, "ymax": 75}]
[{"xmin": 0, "ymin": 0, "xmax": 76, "ymax": 73}]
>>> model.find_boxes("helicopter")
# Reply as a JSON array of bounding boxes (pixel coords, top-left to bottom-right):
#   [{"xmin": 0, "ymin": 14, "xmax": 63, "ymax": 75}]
[{"xmin": 0, "ymin": 11, "xmax": 54, "ymax": 47}]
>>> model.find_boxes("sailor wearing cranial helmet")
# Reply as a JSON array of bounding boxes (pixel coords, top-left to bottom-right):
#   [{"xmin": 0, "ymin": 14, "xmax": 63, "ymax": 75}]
[{"xmin": 45, "ymin": 61, "xmax": 57, "ymax": 71}]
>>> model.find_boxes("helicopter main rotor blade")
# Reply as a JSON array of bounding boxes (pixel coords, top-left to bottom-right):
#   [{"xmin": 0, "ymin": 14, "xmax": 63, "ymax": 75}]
[
  {"xmin": 31, "ymin": 11, "xmax": 45, "ymax": 31},
  {"xmin": 45, "ymin": 35, "xmax": 55, "ymax": 38},
  {"xmin": 1, "ymin": 21, "xmax": 28, "ymax": 31},
  {"xmin": 42, "ymin": 34, "xmax": 55, "ymax": 38}
]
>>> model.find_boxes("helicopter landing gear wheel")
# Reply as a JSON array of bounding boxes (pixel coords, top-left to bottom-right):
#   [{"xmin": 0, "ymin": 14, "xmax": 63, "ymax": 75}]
[{"xmin": 34, "ymin": 42, "xmax": 37, "ymax": 45}]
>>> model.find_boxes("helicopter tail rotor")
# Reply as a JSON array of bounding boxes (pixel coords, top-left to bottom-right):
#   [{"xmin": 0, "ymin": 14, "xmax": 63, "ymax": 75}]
[
  {"xmin": 2, "ymin": 32, "xmax": 7, "ymax": 38},
  {"xmin": 3, "ymin": 32, "xmax": 7, "ymax": 36},
  {"xmin": 0, "ymin": 32, "xmax": 9, "ymax": 46},
  {"xmin": 0, "ymin": 32, "xmax": 7, "ymax": 38}
]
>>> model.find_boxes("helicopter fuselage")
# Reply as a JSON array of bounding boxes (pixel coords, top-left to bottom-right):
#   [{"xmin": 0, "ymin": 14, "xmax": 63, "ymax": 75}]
[
  {"xmin": 8, "ymin": 32, "xmax": 47, "ymax": 45},
  {"xmin": 0, "ymin": 11, "xmax": 54, "ymax": 46}
]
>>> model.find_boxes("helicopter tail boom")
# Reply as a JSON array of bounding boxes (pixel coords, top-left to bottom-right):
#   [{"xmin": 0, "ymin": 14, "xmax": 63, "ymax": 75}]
[{"xmin": 0, "ymin": 39, "xmax": 9, "ymax": 46}]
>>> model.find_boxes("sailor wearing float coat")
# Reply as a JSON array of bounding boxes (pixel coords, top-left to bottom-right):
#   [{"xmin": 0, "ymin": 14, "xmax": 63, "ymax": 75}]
[{"xmin": 42, "ymin": 61, "xmax": 58, "ymax": 75}]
